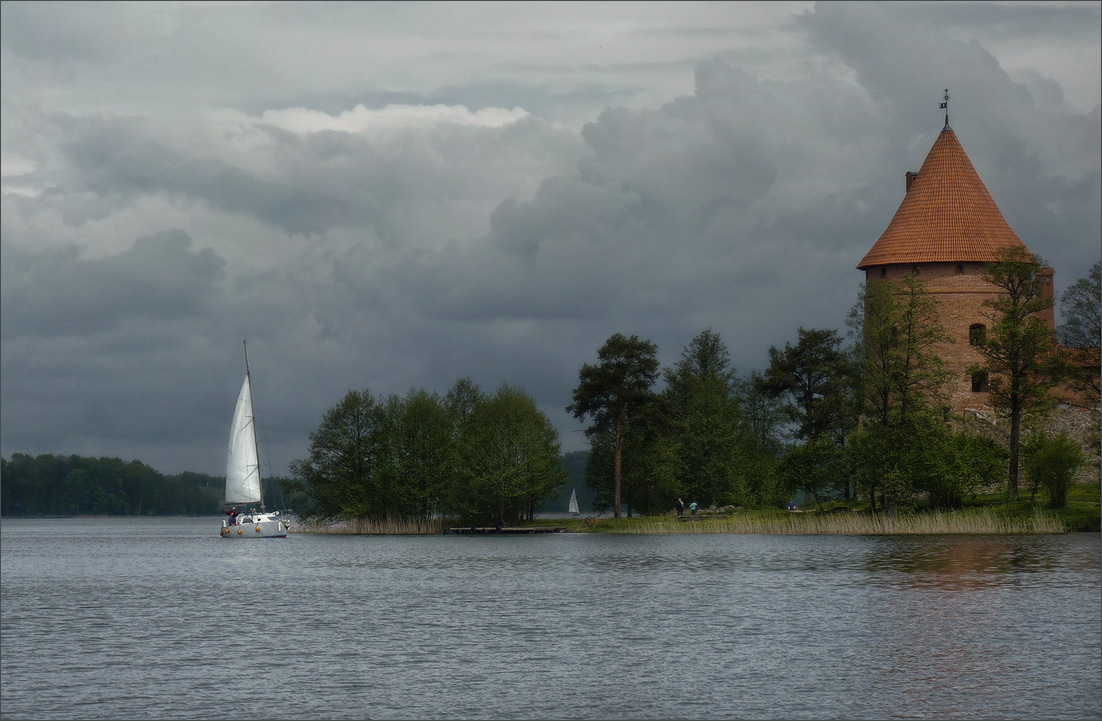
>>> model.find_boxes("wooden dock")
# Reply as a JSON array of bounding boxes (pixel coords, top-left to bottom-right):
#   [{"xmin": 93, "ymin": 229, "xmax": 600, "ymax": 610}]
[{"xmin": 446, "ymin": 526, "xmax": 566, "ymax": 534}]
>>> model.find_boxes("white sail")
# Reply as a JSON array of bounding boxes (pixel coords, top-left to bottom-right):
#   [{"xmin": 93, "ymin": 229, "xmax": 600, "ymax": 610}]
[
  {"xmin": 225, "ymin": 374, "xmax": 262, "ymax": 504},
  {"xmin": 568, "ymin": 489, "xmax": 579, "ymax": 515}
]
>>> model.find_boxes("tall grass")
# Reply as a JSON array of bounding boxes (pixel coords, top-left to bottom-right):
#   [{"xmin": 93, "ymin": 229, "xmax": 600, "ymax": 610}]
[
  {"xmin": 295, "ymin": 516, "xmax": 447, "ymax": 535},
  {"xmin": 612, "ymin": 508, "xmax": 1065, "ymax": 535},
  {"xmin": 294, "ymin": 508, "xmax": 1068, "ymax": 536}
]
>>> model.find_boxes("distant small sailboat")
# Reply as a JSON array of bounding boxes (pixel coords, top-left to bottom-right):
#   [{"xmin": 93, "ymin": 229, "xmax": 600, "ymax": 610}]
[
  {"xmin": 568, "ymin": 488, "xmax": 580, "ymax": 516},
  {"xmin": 219, "ymin": 341, "xmax": 288, "ymax": 539}
]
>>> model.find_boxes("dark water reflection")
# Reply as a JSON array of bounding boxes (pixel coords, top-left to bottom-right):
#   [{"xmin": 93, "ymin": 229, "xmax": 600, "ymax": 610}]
[{"xmin": 1, "ymin": 519, "xmax": 1098, "ymax": 720}]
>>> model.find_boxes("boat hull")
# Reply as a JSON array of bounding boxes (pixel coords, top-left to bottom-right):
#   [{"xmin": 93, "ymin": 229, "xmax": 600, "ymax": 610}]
[{"xmin": 219, "ymin": 512, "xmax": 289, "ymax": 538}]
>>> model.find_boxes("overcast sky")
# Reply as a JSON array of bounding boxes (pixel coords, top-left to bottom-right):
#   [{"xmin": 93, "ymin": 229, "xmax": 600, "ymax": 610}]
[{"xmin": 2, "ymin": 1, "xmax": 1099, "ymax": 478}]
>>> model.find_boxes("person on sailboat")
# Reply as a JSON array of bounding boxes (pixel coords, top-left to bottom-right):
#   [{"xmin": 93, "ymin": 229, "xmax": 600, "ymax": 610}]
[{"xmin": 225, "ymin": 507, "xmax": 239, "ymax": 526}]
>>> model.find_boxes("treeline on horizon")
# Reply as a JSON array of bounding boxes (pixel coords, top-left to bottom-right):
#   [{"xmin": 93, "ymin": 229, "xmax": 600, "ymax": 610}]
[{"xmin": 0, "ymin": 454, "xmax": 272, "ymax": 517}]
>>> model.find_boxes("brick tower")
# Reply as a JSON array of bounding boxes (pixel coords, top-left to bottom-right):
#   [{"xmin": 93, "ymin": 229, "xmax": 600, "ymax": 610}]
[{"xmin": 857, "ymin": 111, "xmax": 1055, "ymax": 416}]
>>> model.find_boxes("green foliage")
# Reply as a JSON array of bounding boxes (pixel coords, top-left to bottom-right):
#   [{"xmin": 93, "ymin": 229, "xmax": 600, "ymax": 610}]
[
  {"xmin": 576, "ymin": 330, "xmax": 786, "ymax": 515},
  {"xmin": 775, "ymin": 436, "xmax": 846, "ymax": 510},
  {"xmin": 1058, "ymin": 260, "xmax": 1101, "ymax": 407},
  {"xmin": 852, "ymin": 276, "xmax": 950, "ymax": 428},
  {"xmin": 582, "ymin": 419, "xmax": 677, "ymax": 517},
  {"xmin": 286, "ymin": 389, "xmax": 386, "ymax": 519},
  {"xmin": 848, "ymin": 411, "xmax": 1008, "ymax": 513},
  {"xmin": 1059, "ymin": 260, "xmax": 1101, "ymax": 351},
  {"xmin": 288, "ymin": 380, "xmax": 566, "ymax": 526},
  {"xmin": 925, "ymin": 431, "xmax": 1007, "ymax": 509},
  {"xmin": 664, "ymin": 329, "xmax": 744, "ymax": 507},
  {"xmin": 451, "ymin": 384, "xmax": 566, "ymax": 525},
  {"xmin": 757, "ymin": 327, "xmax": 857, "ymax": 444},
  {"xmin": 1022, "ymin": 433, "xmax": 1086, "ymax": 508},
  {"xmin": 662, "ymin": 330, "xmax": 782, "ymax": 509},
  {"xmin": 394, "ymin": 388, "xmax": 454, "ymax": 518}
]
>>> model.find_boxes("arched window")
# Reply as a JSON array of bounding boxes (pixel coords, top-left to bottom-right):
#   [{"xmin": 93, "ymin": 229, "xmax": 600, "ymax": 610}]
[
  {"xmin": 969, "ymin": 324, "xmax": 986, "ymax": 346},
  {"xmin": 971, "ymin": 371, "xmax": 989, "ymax": 393}
]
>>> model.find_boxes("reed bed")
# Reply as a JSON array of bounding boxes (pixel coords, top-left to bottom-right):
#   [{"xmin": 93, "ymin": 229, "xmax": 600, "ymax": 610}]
[
  {"xmin": 615, "ymin": 508, "xmax": 1066, "ymax": 535},
  {"xmin": 294, "ymin": 508, "xmax": 1068, "ymax": 536},
  {"xmin": 294, "ymin": 516, "xmax": 447, "ymax": 535}
]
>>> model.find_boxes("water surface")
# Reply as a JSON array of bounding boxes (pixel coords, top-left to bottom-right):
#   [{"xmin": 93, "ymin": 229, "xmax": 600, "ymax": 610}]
[{"xmin": 2, "ymin": 517, "xmax": 1099, "ymax": 720}]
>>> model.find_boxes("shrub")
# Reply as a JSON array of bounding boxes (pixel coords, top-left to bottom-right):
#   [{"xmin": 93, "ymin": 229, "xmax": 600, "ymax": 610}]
[{"xmin": 1022, "ymin": 433, "xmax": 1086, "ymax": 508}]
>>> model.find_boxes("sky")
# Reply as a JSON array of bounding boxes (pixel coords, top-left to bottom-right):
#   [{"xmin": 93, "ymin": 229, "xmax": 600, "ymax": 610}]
[{"xmin": 2, "ymin": 1, "xmax": 1099, "ymax": 479}]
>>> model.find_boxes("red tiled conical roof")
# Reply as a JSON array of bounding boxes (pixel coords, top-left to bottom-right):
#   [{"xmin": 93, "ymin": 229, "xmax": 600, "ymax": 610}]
[{"xmin": 857, "ymin": 125, "xmax": 1028, "ymax": 269}]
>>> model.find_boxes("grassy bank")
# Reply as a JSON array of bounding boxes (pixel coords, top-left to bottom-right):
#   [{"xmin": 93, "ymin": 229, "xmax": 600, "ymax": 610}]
[
  {"xmin": 295, "ymin": 481, "xmax": 1100, "ymax": 535},
  {"xmin": 534, "ymin": 480, "xmax": 1099, "ymax": 535},
  {"xmin": 532, "ymin": 507, "xmax": 1066, "ymax": 535}
]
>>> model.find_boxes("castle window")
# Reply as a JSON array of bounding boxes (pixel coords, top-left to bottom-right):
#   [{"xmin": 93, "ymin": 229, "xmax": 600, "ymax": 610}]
[
  {"xmin": 971, "ymin": 371, "xmax": 989, "ymax": 393},
  {"xmin": 956, "ymin": 264, "xmax": 964, "ymax": 274},
  {"xmin": 913, "ymin": 265, "xmax": 921, "ymax": 275},
  {"xmin": 969, "ymin": 324, "xmax": 986, "ymax": 346},
  {"xmin": 881, "ymin": 267, "xmax": 887, "ymax": 278}
]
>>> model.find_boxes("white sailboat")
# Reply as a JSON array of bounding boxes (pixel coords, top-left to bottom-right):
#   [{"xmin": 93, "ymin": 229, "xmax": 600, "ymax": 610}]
[
  {"xmin": 568, "ymin": 488, "xmax": 580, "ymax": 516},
  {"xmin": 219, "ymin": 342, "xmax": 289, "ymax": 539}
]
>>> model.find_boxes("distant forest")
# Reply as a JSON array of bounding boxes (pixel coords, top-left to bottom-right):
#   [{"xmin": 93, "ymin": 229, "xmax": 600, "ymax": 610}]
[{"xmin": 0, "ymin": 451, "xmax": 590, "ymax": 517}]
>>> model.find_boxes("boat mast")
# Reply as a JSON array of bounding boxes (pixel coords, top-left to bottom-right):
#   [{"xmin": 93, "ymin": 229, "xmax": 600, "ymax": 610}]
[{"xmin": 243, "ymin": 340, "xmax": 265, "ymax": 511}]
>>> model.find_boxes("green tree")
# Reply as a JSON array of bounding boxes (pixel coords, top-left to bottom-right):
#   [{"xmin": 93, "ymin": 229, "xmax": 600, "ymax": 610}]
[
  {"xmin": 1058, "ymin": 260, "xmax": 1101, "ymax": 407},
  {"xmin": 734, "ymin": 372, "xmax": 785, "ymax": 458},
  {"xmin": 663, "ymin": 330, "xmax": 746, "ymax": 508},
  {"xmin": 454, "ymin": 384, "xmax": 566, "ymax": 525},
  {"xmin": 851, "ymin": 275, "xmax": 950, "ymax": 428},
  {"xmin": 394, "ymin": 388, "xmax": 453, "ymax": 518},
  {"xmin": 1059, "ymin": 260, "xmax": 1101, "ymax": 351},
  {"xmin": 972, "ymin": 247, "xmax": 1066, "ymax": 500},
  {"xmin": 444, "ymin": 376, "xmax": 484, "ymax": 426},
  {"xmin": 287, "ymin": 389, "xmax": 383, "ymax": 520},
  {"xmin": 568, "ymin": 333, "xmax": 660, "ymax": 518},
  {"xmin": 1022, "ymin": 433, "xmax": 1085, "ymax": 508},
  {"xmin": 846, "ymin": 275, "xmax": 955, "ymax": 511},
  {"xmin": 775, "ymin": 436, "xmax": 846, "ymax": 511},
  {"xmin": 757, "ymin": 327, "xmax": 855, "ymax": 443}
]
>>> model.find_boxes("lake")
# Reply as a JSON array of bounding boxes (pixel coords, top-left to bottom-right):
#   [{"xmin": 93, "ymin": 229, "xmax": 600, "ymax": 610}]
[{"xmin": 1, "ymin": 517, "xmax": 1099, "ymax": 720}]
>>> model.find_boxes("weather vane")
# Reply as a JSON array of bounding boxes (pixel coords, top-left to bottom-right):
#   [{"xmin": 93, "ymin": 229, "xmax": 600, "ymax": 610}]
[{"xmin": 940, "ymin": 89, "xmax": 950, "ymax": 127}]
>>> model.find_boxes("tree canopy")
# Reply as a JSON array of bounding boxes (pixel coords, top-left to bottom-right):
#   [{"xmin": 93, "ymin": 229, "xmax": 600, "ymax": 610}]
[{"xmin": 286, "ymin": 379, "xmax": 566, "ymax": 525}]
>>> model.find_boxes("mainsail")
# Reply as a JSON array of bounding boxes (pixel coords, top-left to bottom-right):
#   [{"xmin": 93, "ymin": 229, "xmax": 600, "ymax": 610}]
[
  {"xmin": 225, "ymin": 372, "xmax": 262, "ymax": 504},
  {"xmin": 568, "ymin": 489, "xmax": 579, "ymax": 515}
]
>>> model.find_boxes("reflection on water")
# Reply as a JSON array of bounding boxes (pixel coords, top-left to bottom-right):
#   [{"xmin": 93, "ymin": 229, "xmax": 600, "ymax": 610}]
[
  {"xmin": 0, "ymin": 518, "xmax": 1098, "ymax": 720},
  {"xmin": 866, "ymin": 535, "xmax": 1089, "ymax": 590}
]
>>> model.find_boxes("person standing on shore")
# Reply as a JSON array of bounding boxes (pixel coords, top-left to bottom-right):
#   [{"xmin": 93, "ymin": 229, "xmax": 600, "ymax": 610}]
[
  {"xmin": 690, "ymin": 501, "xmax": 698, "ymax": 519},
  {"xmin": 676, "ymin": 498, "xmax": 684, "ymax": 518}
]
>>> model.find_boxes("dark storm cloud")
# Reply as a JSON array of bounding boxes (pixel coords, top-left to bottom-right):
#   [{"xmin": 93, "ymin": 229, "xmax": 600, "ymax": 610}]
[
  {"xmin": 55, "ymin": 117, "xmax": 371, "ymax": 237},
  {"xmin": 0, "ymin": 230, "xmax": 224, "ymax": 338},
  {"xmin": 892, "ymin": 1, "xmax": 1102, "ymax": 41}
]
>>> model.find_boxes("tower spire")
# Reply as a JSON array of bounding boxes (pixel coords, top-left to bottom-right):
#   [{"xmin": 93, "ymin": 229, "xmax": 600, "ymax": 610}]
[{"xmin": 940, "ymin": 88, "xmax": 950, "ymax": 128}]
